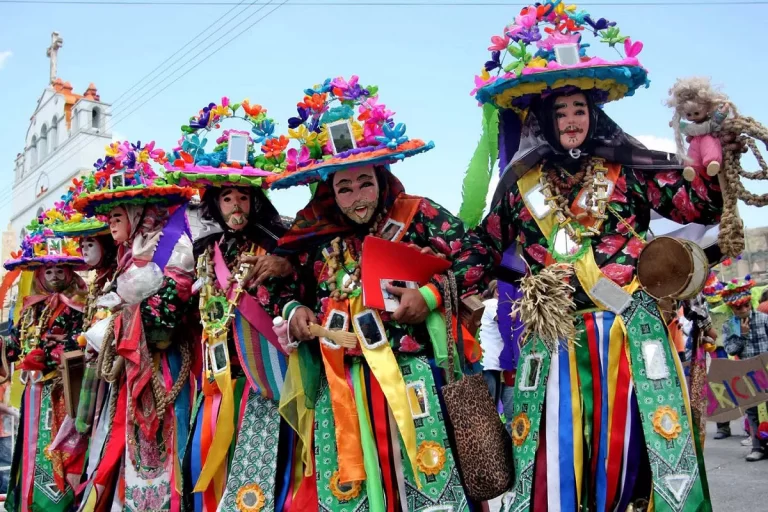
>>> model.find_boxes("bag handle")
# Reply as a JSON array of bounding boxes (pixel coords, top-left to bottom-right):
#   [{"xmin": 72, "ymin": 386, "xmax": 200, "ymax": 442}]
[{"xmin": 443, "ymin": 271, "xmax": 467, "ymax": 385}]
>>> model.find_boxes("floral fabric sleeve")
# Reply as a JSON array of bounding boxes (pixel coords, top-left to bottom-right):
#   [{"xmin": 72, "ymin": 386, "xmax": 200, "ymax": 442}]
[
  {"xmin": 141, "ymin": 276, "xmax": 186, "ymax": 331},
  {"xmin": 630, "ymin": 168, "xmax": 722, "ymax": 225},
  {"xmin": 477, "ymin": 188, "xmax": 521, "ymax": 270},
  {"xmin": 44, "ymin": 306, "xmax": 84, "ymax": 371},
  {"xmin": 403, "ymin": 198, "xmax": 496, "ymax": 297}
]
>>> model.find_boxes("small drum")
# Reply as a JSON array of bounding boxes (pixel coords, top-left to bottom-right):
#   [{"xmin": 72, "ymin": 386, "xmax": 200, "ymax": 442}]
[{"xmin": 637, "ymin": 237, "xmax": 708, "ymax": 300}]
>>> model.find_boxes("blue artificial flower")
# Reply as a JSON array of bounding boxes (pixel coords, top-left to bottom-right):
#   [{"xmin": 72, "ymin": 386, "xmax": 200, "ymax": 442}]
[
  {"xmin": 304, "ymin": 79, "xmax": 332, "ymax": 96},
  {"xmin": 375, "ymin": 122, "xmax": 408, "ymax": 150},
  {"xmin": 182, "ymin": 134, "xmax": 208, "ymax": 156},
  {"xmin": 320, "ymin": 105, "xmax": 355, "ymax": 125},
  {"xmin": 252, "ymin": 119, "xmax": 276, "ymax": 143}
]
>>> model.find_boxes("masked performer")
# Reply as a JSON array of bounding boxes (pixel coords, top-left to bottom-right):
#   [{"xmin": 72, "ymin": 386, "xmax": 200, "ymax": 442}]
[
  {"xmin": 266, "ymin": 76, "xmax": 490, "ymax": 512},
  {"xmin": 72, "ymin": 140, "xmax": 197, "ymax": 512},
  {"xmin": 470, "ymin": 4, "xmax": 746, "ymax": 511},
  {"xmin": 2, "ymin": 227, "xmax": 87, "ymax": 512},
  {"xmin": 165, "ymin": 98, "xmax": 298, "ymax": 511}
]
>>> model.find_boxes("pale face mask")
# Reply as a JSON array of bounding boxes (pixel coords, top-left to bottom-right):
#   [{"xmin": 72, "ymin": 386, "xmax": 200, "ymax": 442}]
[
  {"xmin": 81, "ymin": 237, "xmax": 104, "ymax": 267},
  {"xmin": 332, "ymin": 166, "xmax": 380, "ymax": 225},
  {"xmin": 218, "ymin": 187, "xmax": 251, "ymax": 231}
]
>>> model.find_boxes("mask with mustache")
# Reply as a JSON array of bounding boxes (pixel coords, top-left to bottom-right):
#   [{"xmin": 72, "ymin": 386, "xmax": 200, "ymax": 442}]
[
  {"xmin": 223, "ymin": 204, "xmax": 249, "ymax": 227},
  {"xmin": 340, "ymin": 199, "xmax": 378, "ymax": 224}
]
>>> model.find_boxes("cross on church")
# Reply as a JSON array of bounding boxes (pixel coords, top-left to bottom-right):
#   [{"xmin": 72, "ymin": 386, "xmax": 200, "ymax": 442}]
[{"xmin": 46, "ymin": 31, "xmax": 63, "ymax": 84}]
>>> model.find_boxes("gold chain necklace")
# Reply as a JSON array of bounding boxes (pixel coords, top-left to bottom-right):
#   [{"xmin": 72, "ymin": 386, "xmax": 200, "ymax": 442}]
[
  {"xmin": 540, "ymin": 157, "xmax": 612, "ymax": 244},
  {"xmin": 325, "ymin": 209, "xmax": 388, "ymax": 300}
]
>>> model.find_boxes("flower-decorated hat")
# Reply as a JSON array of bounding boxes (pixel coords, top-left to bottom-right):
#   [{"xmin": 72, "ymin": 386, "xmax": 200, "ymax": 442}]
[
  {"xmin": 164, "ymin": 97, "xmax": 284, "ymax": 190},
  {"xmin": 73, "ymin": 140, "xmax": 196, "ymax": 216},
  {"xmin": 266, "ymin": 76, "xmax": 434, "ymax": 190},
  {"xmin": 3, "ymin": 218, "xmax": 85, "ymax": 271},
  {"xmin": 43, "ymin": 188, "xmax": 109, "ymax": 238},
  {"xmin": 720, "ymin": 275, "xmax": 755, "ymax": 307},
  {"xmin": 702, "ymin": 271, "xmax": 725, "ymax": 304},
  {"xmin": 472, "ymin": 1, "xmax": 649, "ymax": 112}
]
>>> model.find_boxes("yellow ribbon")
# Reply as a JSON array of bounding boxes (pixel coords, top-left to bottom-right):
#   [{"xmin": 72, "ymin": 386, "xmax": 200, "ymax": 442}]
[
  {"xmin": 279, "ymin": 352, "xmax": 315, "ymax": 476},
  {"xmin": 349, "ymin": 295, "xmax": 421, "ymax": 489},
  {"xmin": 569, "ymin": 344, "xmax": 583, "ymax": 506},
  {"xmin": 193, "ymin": 333, "xmax": 235, "ymax": 493}
]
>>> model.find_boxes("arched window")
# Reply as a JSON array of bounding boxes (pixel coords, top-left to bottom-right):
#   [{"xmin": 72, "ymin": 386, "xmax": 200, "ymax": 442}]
[
  {"xmin": 30, "ymin": 135, "xmax": 38, "ymax": 168},
  {"xmin": 39, "ymin": 124, "xmax": 48, "ymax": 161},
  {"xmin": 36, "ymin": 207, "xmax": 44, "ymax": 217},
  {"xmin": 19, "ymin": 228, "xmax": 27, "ymax": 246},
  {"xmin": 50, "ymin": 115, "xmax": 59, "ymax": 150},
  {"xmin": 92, "ymin": 107, "xmax": 101, "ymax": 131}
]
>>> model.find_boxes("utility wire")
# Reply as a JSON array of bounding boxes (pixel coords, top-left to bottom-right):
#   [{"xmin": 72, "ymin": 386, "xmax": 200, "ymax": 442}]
[{"xmin": 1, "ymin": 0, "xmax": 765, "ymax": 5}]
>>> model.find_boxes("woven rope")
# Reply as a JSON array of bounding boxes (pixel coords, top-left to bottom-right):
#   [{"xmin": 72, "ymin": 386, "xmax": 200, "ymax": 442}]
[
  {"xmin": 716, "ymin": 116, "xmax": 768, "ymax": 257},
  {"xmin": 150, "ymin": 341, "xmax": 192, "ymax": 421}
]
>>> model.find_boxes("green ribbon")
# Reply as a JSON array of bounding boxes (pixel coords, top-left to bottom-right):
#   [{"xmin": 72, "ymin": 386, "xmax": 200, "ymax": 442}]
[{"xmin": 352, "ymin": 361, "xmax": 385, "ymax": 512}]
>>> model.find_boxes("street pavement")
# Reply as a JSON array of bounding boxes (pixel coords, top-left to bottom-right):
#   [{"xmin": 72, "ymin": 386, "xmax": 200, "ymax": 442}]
[{"xmin": 489, "ymin": 419, "xmax": 767, "ymax": 511}]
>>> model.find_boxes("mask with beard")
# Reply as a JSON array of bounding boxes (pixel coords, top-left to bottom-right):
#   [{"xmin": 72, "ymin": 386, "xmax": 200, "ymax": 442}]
[
  {"xmin": 332, "ymin": 166, "xmax": 380, "ymax": 225},
  {"xmin": 43, "ymin": 267, "xmax": 71, "ymax": 292},
  {"xmin": 218, "ymin": 187, "xmax": 251, "ymax": 230}
]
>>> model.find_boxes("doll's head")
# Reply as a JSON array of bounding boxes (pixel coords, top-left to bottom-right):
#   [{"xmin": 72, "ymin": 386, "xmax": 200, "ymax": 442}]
[
  {"xmin": 666, "ymin": 77, "xmax": 731, "ymax": 163},
  {"xmin": 667, "ymin": 77, "xmax": 728, "ymax": 122}
]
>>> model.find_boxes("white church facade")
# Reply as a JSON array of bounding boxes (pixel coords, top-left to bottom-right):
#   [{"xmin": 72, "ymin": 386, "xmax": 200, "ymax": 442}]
[{"xmin": 9, "ymin": 32, "xmax": 113, "ymax": 243}]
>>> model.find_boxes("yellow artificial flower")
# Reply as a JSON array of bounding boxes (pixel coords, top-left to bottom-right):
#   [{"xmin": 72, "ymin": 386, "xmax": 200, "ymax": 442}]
[
  {"xmin": 350, "ymin": 120, "xmax": 364, "ymax": 141},
  {"xmin": 481, "ymin": 68, "xmax": 491, "ymax": 81},
  {"xmin": 137, "ymin": 149, "xmax": 150, "ymax": 164},
  {"xmin": 63, "ymin": 239, "xmax": 79, "ymax": 257},
  {"xmin": 287, "ymin": 125, "xmax": 314, "ymax": 144},
  {"xmin": 33, "ymin": 243, "xmax": 46, "ymax": 257},
  {"xmin": 69, "ymin": 213, "xmax": 84, "ymax": 223},
  {"xmin": 105, "ymin": 142, "xmax": 120, "ymax": 157},
  {"xmin": 212, "ymin": 103, "xmax": 231, "ymax": 118},
  {"xmin": 555, "ymin": 3, "xmax": 576, "ymax": 16},
  {"xmin": 528, "ymin": 57, "xmax": 548, "ymax": 69}
]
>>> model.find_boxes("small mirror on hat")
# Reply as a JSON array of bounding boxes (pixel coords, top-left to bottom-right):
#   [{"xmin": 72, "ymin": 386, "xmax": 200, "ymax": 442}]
[
  {"xmin": 327, "ymin": 120, "xmax": 356, "ymax": 154},
  {"xmin": 226, "ymin": 131, "xmax": 250, "ymax": 164},
  {"xmin": 554, "ymin": 44, "xmax": 580, "ymax": 66},
  {"xmin": 47, "ymin": 238, "xmax": 62, "ymax": 255},
  {"xmin": 109, "ymin": 171, "xmax": 125, "ymax": 190}
]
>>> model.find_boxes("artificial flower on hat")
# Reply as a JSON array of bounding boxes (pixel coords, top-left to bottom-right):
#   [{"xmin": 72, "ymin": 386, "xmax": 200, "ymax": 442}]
[
  {"xmin": 266, "ymin": 75, "xmax": 434, "ymax": 190},
  {"xmin": 720, "ymin": 275, "xmax": 755, "ymax": 306},
  {"xmin": 3, "ymin": 216, "xmax": 85, "ymax": 271},
  {"xmin": 72, "ymin": 140, "xmax": 196, "ymax": 216},
  {"xmin": 164, "ymin": 97, "xmax": 286, "ymax": 190},
  {"xmin": 472, "ymin": 1, "xmax": 649, "ymax": 112}
]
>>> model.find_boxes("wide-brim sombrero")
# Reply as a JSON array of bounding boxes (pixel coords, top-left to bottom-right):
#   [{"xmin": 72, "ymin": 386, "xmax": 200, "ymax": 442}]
[
  {"xmin": 51, "ymin": 219, "xmax": 110, "ymax": 238},
  {"xmin": 73, "ymin": 184, "xmax": 197, "ymax": 216},
  {"xmin": 164, "ymin": 163, "xmax": 274, "ymax": 190},
  {"xmin": 4, "ymin": 255, "xmax": 86, "ymax": 272},
  {"xmin": 475, "ymin": 57, "xmax": 649, "ymax": 111},
  {"xmin": 266, "ymin": 139, "xmax": 434, "ymax": 190}
]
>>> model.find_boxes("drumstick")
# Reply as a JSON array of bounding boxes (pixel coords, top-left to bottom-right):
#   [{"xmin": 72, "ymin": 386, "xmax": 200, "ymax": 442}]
[{"xmin": 308, "ymin": 323, "xmax": 359, "ymax": 349}]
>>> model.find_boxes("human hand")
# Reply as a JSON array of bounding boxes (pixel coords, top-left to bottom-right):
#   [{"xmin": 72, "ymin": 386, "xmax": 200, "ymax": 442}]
[
  {"xmin": 720, "ymin": 132, "xmax": 748, "ymax": 154},
  {"xmin": 387, "ymin": 285, "xmax": 429, "ymax": 324},
  {"xmin": 407, "ymin": 243, "xmax": 447, "ymax": 260},
  {"xmin": 740, "ymin": 317, "xmax": 750, "ymax": 336},
  {"xmin": 289, "ymin": 307, "xmax": 317, "ymax": 341},
  {"xmin": 241, "ymin": 255, "xmax": 293, "ymax": 288}
]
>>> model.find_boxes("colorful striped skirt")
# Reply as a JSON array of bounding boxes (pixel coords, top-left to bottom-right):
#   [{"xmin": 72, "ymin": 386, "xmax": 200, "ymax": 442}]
[{"xmin": 506, "ymin": 292, "xmax": 710, "ymax": 512}]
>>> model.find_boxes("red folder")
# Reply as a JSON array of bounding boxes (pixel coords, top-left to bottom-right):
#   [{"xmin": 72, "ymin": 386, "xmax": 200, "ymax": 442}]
[{"xmin": 361, "ymin": 235, "xmax": 451, "ymax": 311}]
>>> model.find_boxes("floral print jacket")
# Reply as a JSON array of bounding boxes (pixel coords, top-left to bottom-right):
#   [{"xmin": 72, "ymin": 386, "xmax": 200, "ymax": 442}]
[
  {"xmin": 8, "ymin": 301, "xmax": 84, "ymax": 373},
  {"xmin": 195, "ymin": 235, "xmax": 299, "ymax": 366},
  {"xmin": 479, "ymin": 165, "xmax": 723, "ymax": 309},
  {"xmin": 297, "ymin": 197, "xmax": 490, "ymax": 354}
]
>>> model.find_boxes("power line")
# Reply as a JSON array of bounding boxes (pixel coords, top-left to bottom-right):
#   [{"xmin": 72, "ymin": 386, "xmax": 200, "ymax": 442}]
[
  {"xmin": 1, "ymin": 0, "xmax": 289, "ymax": 209},
  {"xmin": 1, "ymin": 0, "xmax": 764, "ymax": 5}
]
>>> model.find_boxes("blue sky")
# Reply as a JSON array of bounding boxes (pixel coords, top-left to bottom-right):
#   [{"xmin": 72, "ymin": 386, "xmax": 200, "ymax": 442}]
[{"xmin": 1, "ymin": 0, "xmax": 767, "ymax": 235}]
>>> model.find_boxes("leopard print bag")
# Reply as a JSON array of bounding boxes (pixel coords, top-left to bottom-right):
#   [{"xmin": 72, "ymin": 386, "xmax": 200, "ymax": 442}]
[{"xmin": 440, "ymin": 273, "xmax": 514, "ymax": 502}]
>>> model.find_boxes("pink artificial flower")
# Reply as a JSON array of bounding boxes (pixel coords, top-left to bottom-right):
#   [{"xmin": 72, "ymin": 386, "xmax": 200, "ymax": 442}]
[{"xmin": 488, "ymin": 34, "xmax": 511, "ymax": 51}]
